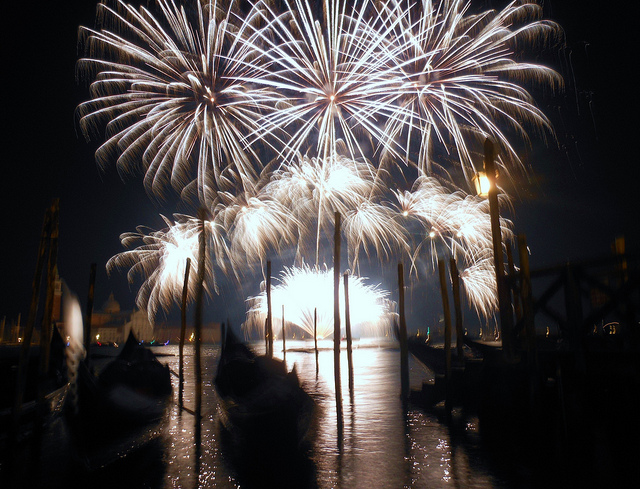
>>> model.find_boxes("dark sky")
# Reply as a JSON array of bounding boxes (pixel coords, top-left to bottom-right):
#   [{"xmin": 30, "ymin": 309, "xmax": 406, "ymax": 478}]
[{"xmin": 1, "ymin": 0, "xmax": 637, "ymax": 330}]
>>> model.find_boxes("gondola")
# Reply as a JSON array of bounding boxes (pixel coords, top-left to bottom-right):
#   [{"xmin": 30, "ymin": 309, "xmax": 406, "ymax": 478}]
[
  {"xmin": 0, "ymin": 325, "xmax": 68, "ymax": 449},
  {"xmin": 407, "ymin": 334, "xmax": 480, "ymax": 374},
  {"xmin": 66, "ymin": 331, "xmax": 172, "ymax": 469},
  {"xmin": 214, "ymin": 328, "xmax": 314, "ymax": 455}
]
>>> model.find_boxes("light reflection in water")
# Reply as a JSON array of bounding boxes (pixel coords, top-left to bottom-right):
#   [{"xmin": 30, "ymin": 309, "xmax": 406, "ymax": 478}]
[
  {"xmin": 156, "ymin": 341, "xmax": 503, "ymax": 488},
  {"xmin": 7, "ymin": 341, "xmax": 507, "ymax": 488}
]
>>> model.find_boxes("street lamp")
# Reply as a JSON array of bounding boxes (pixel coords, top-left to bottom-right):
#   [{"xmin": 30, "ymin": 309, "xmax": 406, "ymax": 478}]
[
  {"xmin": 477, "ymin": 138, "xmax": 515, "ymax": 362},
  {"xmin": 472, "ymin": 170, "xmax": 491, "ymax": 198}
]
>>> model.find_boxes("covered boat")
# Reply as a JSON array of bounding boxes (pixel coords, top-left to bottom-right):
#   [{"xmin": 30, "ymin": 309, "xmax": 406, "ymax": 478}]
[
  {"xmin": 0, "ymin": 325, "xmax": 68, "ymax": 449},
  {"xmin": 66, "ymin": 331, "xmax": 172, "ymax": 468},
  {"xmin": 214, "ymin": 328, "xmax": 314, "ymax": 454},
  {"xmin": 407, "ymin": 334, "xmax": 480, "ymax": 374}
]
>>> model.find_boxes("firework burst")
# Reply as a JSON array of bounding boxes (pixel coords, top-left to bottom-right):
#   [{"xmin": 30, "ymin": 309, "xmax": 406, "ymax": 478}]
[
  {"xmin": 247, "ymin": 0, "xmax": 399, "ymax": 165},
  {"xmin": 395, "ymin": 173, "xmax": 514, "ymax": 316},
  {"xmin": 106, "ymin": 214, "xmax": 231, "ymax": 322},
  {"xmin": 245, "ymin": 265, "xmax": 396, "ymax": 339},
  {"xmin": 81, "ymin": 0, "xmax": 563, "ymax": 322},
  {"xmin": 77, "ymin": 0, "xmax": 278, "ymax": 204},
  {"xmin": 375, "ymin": 0, "xmax": 563, "ymax": 178}
]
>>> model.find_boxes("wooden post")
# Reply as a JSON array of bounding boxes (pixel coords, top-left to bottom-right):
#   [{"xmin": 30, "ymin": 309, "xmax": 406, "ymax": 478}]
[
  {"xmin": 282, "ymin": 304, "xmax": 286, "ymax": 364},
  {"xmin": 13, "ymin": 203, "xmax": 52, "ymax": 432},
  {"xmin": 449, "ymin": 258, "xmax": 464, "ymax": 363},
  {"xmin": 564, "ymin": 263, "xmax": 583, "ymax": 354},
  {"xmin": 438, "ymin": 260, "xmax": 453, "ymax": 420},
  {"xmin": 506, "ymin": 243, "xmax": 522, "ymax": 325},
  {"xmin": 266, "ymin": 261, "xmax": 273, "ymax": 358},
  {"xmin": 179, "ymin": 257, "xmax": 191, "ymax": 409},
  {"xmin": 484, "ymin": 138, "xmax": 515, "ymax": 362},
  {"xmin": 84, "ymin": 263, "xmax": 96, "ymax": 372},
  {"xmin": 398, "ymin": 263, "xmax": 409, "ymax": 402},
  {"xmin": 333, "ymin": 212, "xmax": 343, "ymax": 425},
  {"xmin": 38, "ymin": 199, "xmax": 59, "ymax": 409},
  {"xmin": 517, "ymin": 235, "xmax": 535, "ymax": 353},
  {"xmin": 314, "ymin": 307, "xmax": 318, "ymax": 375},
  {"xmin": 343, "ymin": 272, "xmax": 354, "ymax": 396},
  {"xmin": 193, "ymin": 209, "xmax": 206, "ymax": 420}
]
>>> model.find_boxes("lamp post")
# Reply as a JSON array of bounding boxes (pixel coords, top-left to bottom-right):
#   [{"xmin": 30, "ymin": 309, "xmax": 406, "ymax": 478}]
[{"xmin": 479, "ymin": 139, "xmax": 515, "ymax": 362}]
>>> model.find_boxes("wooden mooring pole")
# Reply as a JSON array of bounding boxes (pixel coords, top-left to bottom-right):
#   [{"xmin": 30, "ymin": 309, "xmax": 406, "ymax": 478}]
[
  {"xmin": 179, "ymin": 257, "xmax": 192, "ymax": 409},
  {"xmin": 314, "ymin": 307, "xmax": 319, "ymax": 375},
  {"xmin": 333, "ymin": 212, "xmax": 343, "ymax": 427},
  {"xmin": 84, "ymin": 263, "xmax": 96, "ymax": 372},
  {"xmin": 38, "ymin": 199, "xmax": 59, "ymax": 411},
  {"xmin": 282, "ymin": 304, "xmax": 286, "ymax": 364},
  {"xmin": 438, "ymin": 259, "xmax": 453, "ymax": 421},
  {"xmin": 13, "ymin": 202, "xmax": 53, "ymax": 434},
  {"xmin": 484, "ymin": 138, "xmax": 515, "ymax": 362},
  {"xmin": 193, "ymin": 210, "xmax": 206, "ymax": 421},
  {"xmin": 266, "ymin": 261, "xmax": 273, "ymax": 358},
  {"xmin": 343, "ymin": 272, "xmax": 354, "ymax": 397},
  {"xmin": 398, "ymin": 263, "xmax": 409, "ymax": 402},
  {"xmin": 517, "ymin": 235, "xmax": 535, "ymax": 355},
  {"xmin": 449, "ymin": 259, "xmax": 464, "ymax": 362}
]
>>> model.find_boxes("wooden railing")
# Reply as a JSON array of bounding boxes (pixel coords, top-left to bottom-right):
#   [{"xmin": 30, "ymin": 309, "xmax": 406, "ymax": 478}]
[{"xmin": 506, "ymin": 237, "xmax": 639, "ymax": 352}]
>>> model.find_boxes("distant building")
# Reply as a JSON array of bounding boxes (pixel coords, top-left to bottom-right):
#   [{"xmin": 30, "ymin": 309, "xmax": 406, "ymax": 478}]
[
  {"xmin": 91, "ymin": 293, "xmax": 155, "ymax": 344},
  {"xmin": 88, "ymin": 293, "xmax": 221, "ymax": 345}
]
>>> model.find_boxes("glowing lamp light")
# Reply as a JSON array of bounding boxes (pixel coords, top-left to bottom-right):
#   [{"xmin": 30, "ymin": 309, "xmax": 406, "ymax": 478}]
[{"xmin": 472, "ymin": 171, "xmax": 491, "ymax": 197}]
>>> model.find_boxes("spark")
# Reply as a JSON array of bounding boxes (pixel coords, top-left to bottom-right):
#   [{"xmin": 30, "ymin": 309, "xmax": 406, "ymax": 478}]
[
  {"xmin": 81, "ymin": 0, "xmax": 563, "ymax": 321},
  {"xmin": 375, "ymin": 0, "xmax": 563, "ymax": 179},
  {"xmin": 395, "ymin": 174, "xmax": 513, "ymax": 317},
  {"xmin": 245, "ymin": 265, "xmax": 396, "ymax": 339},
  {"xmin": 247, "ymin": 0, "xmax": 398, "ymax": 164},
  {"xmin": 77, "ymin": 0, "xmax": 278, "ymax": 205},
  {"xmin": 106, "ymin": 214, "xmax": 230, "ymax": 322}
]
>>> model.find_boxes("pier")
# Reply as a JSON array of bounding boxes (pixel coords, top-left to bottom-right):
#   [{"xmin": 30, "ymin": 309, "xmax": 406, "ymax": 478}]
[{"xmin": 408, "ymin": 241, "xmax": 640, "ymax": 483}]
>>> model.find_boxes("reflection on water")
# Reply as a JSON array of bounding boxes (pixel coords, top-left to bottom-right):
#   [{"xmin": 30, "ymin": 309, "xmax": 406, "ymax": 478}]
[{"xmin": 1, "ymin": 340, "xmax": 533, "ymax": 488}]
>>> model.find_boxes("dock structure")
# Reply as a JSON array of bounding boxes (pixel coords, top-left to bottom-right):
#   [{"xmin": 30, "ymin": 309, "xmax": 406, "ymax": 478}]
[{"xmin": 410, "ymin": 238, "xmax": 640, "ymax": 440}]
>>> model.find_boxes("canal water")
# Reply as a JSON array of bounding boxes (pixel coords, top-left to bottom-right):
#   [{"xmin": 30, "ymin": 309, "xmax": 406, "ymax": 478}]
[{"xmin": 0, "ymin": 339, "xmax": 620, "ymax": 488}]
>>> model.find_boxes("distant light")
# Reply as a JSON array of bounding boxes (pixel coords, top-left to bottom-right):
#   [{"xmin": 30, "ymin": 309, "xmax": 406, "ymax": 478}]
[
  {"xmin": 472, "ymin": 171, "xmax": 491, "ymax": 197},
  {"xmin": 429, "ymin": 230, "xmax": 436, "ymax": 238},
  {"xmin": 402, "ymin": 210, "xmax": 409, "ymax": 217},
  {"xmin": 329, "ymin": 94, "xmax": 335, "ymax": 102}
]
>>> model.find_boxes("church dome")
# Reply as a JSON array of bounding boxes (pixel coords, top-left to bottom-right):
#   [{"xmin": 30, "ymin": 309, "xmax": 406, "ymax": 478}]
[{"xmin": 102, "ymin": 293, "xmax": 121, "ymax": 314}]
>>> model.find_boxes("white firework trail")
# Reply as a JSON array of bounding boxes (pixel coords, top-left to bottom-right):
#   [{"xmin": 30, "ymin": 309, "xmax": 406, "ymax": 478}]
[{"xmin": 245, "ymin": 265, "xmax": 396, "ymax": 339}]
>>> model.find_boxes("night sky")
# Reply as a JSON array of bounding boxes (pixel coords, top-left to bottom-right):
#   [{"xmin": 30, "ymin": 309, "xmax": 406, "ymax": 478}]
[{"xmin": 1, "ymin": 0, "xmax": 637, "ymax": 331}]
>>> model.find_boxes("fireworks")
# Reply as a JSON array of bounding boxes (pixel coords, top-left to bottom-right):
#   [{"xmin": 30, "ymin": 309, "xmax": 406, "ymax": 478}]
[
  {"xmin": 245, "ymin": 265, "xmax": 395, "ymax": 339},
  {"xmin": 374, "ymin": 0, "xmax": 563, "ymax": 176},
  {"xmin": 80, "ymin": 0, "xmax": 563, "ymax": 321},
  {"xmin": 246, "ymin": 0, "xmax": 399, "ymax": 165},
  {"xmin": 77, "ymin": 0, "xmax": 279, "ymax": 205},
  {"xmin": 106, "ymin": 214, "xmax": 230, "ymax": 322}
]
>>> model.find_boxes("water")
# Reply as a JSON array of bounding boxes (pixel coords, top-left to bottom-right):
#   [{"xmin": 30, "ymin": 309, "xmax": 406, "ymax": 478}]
[{"xmin": 0, "ymin": 340, "xmax": 603, "ymax": 488}]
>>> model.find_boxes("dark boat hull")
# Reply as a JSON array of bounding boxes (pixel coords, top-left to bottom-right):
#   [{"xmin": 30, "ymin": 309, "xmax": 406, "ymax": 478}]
[
  {"xmin": 0, "ymin": 326, "xmax": 68, "ymax": 448},
  {"xmin": 214, "ymin": 331, "xmax": 314, "ymax": 454},
  {"xmin": 408, "ymin": 336, "xmax": 480, "ymax": 373},
  {"xmin": 67, "ymin": 333, "xmax": 172, "ymax": 469}
]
